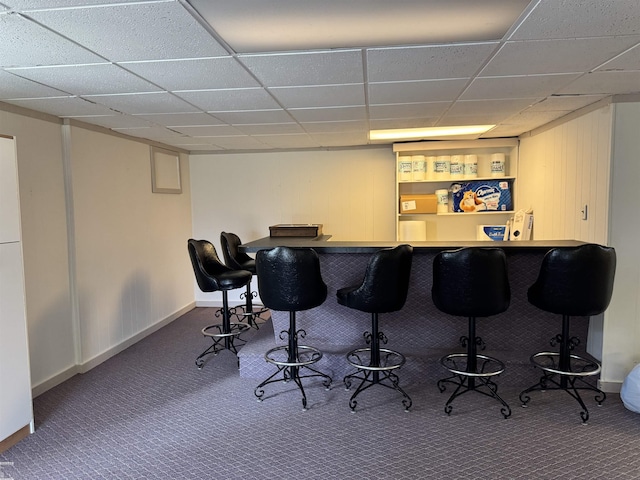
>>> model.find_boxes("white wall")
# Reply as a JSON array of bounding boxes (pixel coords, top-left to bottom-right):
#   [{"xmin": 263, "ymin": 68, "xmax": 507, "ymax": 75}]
[
  {"xmin": 0, "ymin": 109, "xmax": 75, "ymax": 391},
  {"xmin": 602, "ymin": 102, "xmax": 640, "ymax": 387},
  {"xmin": 69, "ymin": 127, "xmax": 194, "ymax": 370},
  {"xmin": 519, "ymin": 106, "xmax": 612, "ymax": 244},
  {"xmin": 189, "ymin": 147, "xmax": 396, "ymax": 304}
]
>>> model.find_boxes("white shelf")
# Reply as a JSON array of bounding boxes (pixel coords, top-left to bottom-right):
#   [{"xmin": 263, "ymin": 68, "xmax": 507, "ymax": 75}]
[{"xmin": 398, "ymin": 176, "xmax": 515, "ymax": 184}]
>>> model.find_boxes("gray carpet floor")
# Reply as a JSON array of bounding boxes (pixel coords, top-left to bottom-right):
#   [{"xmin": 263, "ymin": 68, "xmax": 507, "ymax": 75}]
[{"xmin": 2, "ymin": 307, "xmax": 640, "ymax": 479}]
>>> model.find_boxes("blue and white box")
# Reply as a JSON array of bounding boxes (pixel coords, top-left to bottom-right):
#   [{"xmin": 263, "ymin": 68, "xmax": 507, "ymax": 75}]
[
  {"xmin": 451, "ymin": 180, "xmax": 513, "ymax": 213},
  {"xmin": 477, "ymin": 225, "xmax": 508, "ymax": 241}
]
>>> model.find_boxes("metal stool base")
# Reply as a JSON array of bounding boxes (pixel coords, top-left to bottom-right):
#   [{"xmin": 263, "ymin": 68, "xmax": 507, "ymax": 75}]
[
  {"xmin": 195, "ymin": 321, "xmax": 250, "ymax": 369},
  {"xmin": 520, "ymin": 351, "xmax": 605, "ymax": 424},
  {"xmin": 438, "ymin": 353, "xmax": 511, "ymax": 419},
  {"xmin": 255, "ymin": 345, "xmax": 332, "ymax": 410},
  {"xmin": 344, "ymin": 347, "xmax": 411, "ymax": 412},
  {"xmin": 239, "ymin": 284, "xmax": 269, "ymax": 329}
]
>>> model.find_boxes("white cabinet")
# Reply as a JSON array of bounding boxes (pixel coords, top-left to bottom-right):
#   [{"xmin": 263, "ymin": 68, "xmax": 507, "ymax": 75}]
[
  {"xmin": 393, "ymin": 138, "xmax": 519, "ymax": 241},
  {"xmin": 0, "ymin": 136, "xmax": 33, "ymax": 452}
]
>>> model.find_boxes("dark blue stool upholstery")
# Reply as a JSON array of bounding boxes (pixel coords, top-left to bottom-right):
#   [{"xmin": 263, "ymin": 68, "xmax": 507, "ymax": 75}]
[
  {"xmin": 187, "ymin": 239, "xmax": 252, "ymax": 368},
  {"xmin": 254, "ymin": 247, "xmax": 332, "ymax": 410},
  {"xmin": 519, "ymin": 243, "xmax": 616, "ymax": 423},
  {"xmin": 337, "ymin": 244, "xmax": 413, "ymax": 412},
  {"xmin": 220, "ymin": 232, "xmax": 268, "ymax": 328},
  {"xmin": 432, "ymin": 247, "xmax": 512, "ymax": 418}
]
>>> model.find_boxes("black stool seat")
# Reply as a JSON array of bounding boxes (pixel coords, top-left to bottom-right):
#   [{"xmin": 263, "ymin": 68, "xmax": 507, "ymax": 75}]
[
  {"xmin": 337, "ymin": 244, "xmax": 413, "ymax": 412},
  {"xmin": 254, "ymin": 247, "xmax": 332, "ymax": 410},
  {"xmin": 519, "ymin": 243, "xmax": 616, "ymax": 424},
  {"xmin": 432, "ymin": 247, "xmax": 511, "ymax": 419},
  {"xmin": 221, "ymin": 232, "xmax": 268, "ymax": 329},
  {"xmin": 188, "ymin": 239, "xmax": 252, "ymax": 368}
]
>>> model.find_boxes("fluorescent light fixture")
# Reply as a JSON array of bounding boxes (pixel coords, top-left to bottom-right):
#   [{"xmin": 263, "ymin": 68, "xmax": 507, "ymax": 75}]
[{"xmin": 369, "ymin": 125, "xmax": 495, "ymax": 141}]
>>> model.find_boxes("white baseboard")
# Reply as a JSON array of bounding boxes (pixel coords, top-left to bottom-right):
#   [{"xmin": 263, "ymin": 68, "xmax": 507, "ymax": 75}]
[
  {"xmin": 31, "ymin": 302, "xmax": 196, "ymax": 397},
  {"xmin": 598, "ymin": 380, "xmax": 622, "ymax": 393}
]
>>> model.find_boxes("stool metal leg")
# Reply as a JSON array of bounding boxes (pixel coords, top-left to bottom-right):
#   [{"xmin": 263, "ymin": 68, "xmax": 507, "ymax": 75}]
[
  {"xmin": 195, "ymin": 290, "xmax": 250, "ymax": 369},
  {"xmin": 254, "ymin": 311, "xmax": 332, "ymax": 410},
  {"xmin": 343, "ymin": 313, "xmax": 412, "ymax": 412},
  {"xmin": 437, "ymin": 317, "xmax": 511, "ymax": 419},
  {"xmin": 239, "ymin": 282, "xmax": 268, "ymax": 329},
  {"xmin": 519, "ymin": 315, "xmax": 605, "ymax": 424}
]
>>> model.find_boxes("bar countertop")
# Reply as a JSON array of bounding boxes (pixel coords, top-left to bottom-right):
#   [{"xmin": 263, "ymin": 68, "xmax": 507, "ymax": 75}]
[{"xmin": 240, "ymin": 235, "xmax": 585, "ymax": 253}]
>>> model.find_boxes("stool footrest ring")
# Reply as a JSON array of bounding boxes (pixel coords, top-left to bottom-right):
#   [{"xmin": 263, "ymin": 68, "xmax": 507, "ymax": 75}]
[
  {"xmin": 529, "ymin": 351, "xmax": 601, "ymax": 377},
  {"xmin": 346, "ymin": 347, "xmax": 405, "ymax": 372},
  {"xmin": 201, "ymin": 322, "xmax": 250, "ymax": 338},
  {"xmin": 440, "ymin": 353, "xmax": 505, "ymax": 378},
  {"xmin": 264, "ymin": 345, "xmax": 323, "ymax": 367}
]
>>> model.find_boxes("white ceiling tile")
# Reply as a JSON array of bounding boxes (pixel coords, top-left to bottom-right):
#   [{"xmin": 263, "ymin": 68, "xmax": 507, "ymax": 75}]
[
  {"xmin": 112, "ymin": 125, "xmax": 185, "ymax": 140},
  {"xmin": 270, "ymin": 84, "xmax": 365, "ymax": 108},
  {"xmin": 0, "ymin": 13, "xmax": 103, "ymax": 67},
  {"xmin": 173, "ymin": 143, "xmax": 225, "ymax": 151},
  {"xmin": 66, "ymin": 114, "xmax": 153, "ymax": 129},
  {"xmin": 481, "ymin": 37, "xmax": 640, "ymax": 76},
  {"xmin": 6, "ymin": 0, "xmax": 158, "ymax": 8},
  {"xmin": 511, "ymin": 0, "xmax": 640, "ymax": 40},
  {"xmin": 481, "ymin": 125, "xmax": 531, "ymax": 137},
  {"xmin": 0, "ymin": 70, "xmax": 67, "ymax": 98},
  {"xmin": 447, "ymin": 98, "xmax": 535, "ymax": 116},
  {"xmin": 596, "ymin": 42, "xmax": 640, "ymax": 71},
  {"xmin": 527, "ymin": 95, "xmax": 606, "ymax": 111},
  {"xmin": 370, "ymin": 118, "xmax": 438, "ymax": 130},
  {"xmin": 369, "ymin": 79, "xmax": 468, "ymax": 104},
  {"xmin": 300, "ymin": 121, "xmax": 368, "ymax": 134},
  {"xmin": 460, "ymin": 74, "xmax": 580, "ymax": 100},
  {"xmin": 6, "ymin": 63, "xmax": 161, "ymax": 95},
  {"xmin": 368, "ymin": 102, "xmax": 450, "ymax": 119},
  {"xmin": 557, "ymin": 71, "xmax": 640, "ymax": 95},
  {"xmin": 120, "ymin": 58, "xmax": 260, "ymax": 91},
  {"xmin": 211, "ymin": 110, "xmax": 293, "ymax": 124},
  {"xmin": 173, "ymin": 88, "xmax": 280, "ymax": 111},
  {"xmin": 367, "ymin": 43, "xmax": 498, "ymax": 82},
  {"xmin": 170, "ymin": 125, "xmax": 245, "ymax": 137},
  {"xmin": 133, "ymin": 112, "xmax": 223, "ymax": 127},
  {"xmin": 437, "ymin": 114, "xmax": 513, "ymax": 126},
  {"xmin": 4, "ymin": 96, "xmax": 117, "ymax": 116},
  {"xmin": 239, "ymin": 50, "xmax": 363, "ymax": 87},
  {"xmin": 28, "ymin": 2, "xmax": 228, "ymax": 62},
  {"xmin": 233, "ymin": 123, "xmax": 304, "ymax": 135},
  {"xmin": 502, "ymin": 109, "xmax": 572, "ymax": 127},
  {"xmin": 287, "ymin": 106, "xmax": 366, "ymax": 122},
  {"xmin": 84, "ymin": 92, "xmax": 200, "ymax": 114}
]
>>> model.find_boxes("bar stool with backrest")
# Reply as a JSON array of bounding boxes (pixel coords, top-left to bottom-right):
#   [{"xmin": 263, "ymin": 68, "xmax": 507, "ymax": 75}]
[
  {"xmin": 337, "ymin": 244, "xmax": 414, "ymax": 412},
  {"xmin": 254, "ymin": 246, "xmax": 332, "ymax": 410},
  {"xmin": 519, "ymin": 243, "xmax": 616, "ymax": 424},
  {"xmin": 187, "ymin": 239, "xmax": 253, "ymax": 369},
  {"xmin": 220, "ymin": 231, "xmax": 268, "ymax": 329},
  {"xmin": 432, "ymin": 247, "xmax": 512, "ymax": 418}
]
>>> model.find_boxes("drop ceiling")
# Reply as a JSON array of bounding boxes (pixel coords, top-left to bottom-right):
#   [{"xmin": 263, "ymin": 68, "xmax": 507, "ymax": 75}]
[{"xmin": 1, "ymin": 0, "xmax": 639, "ymax": 153}]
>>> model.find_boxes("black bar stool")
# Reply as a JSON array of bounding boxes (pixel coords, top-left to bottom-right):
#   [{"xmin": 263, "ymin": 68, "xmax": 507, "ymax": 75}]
[
  {"xmin": 519, "ymin": 243, "xmax": 616, "ymax": 424},
  {"xmin": 187, "ymin": 239, "xmax": 252, "ymax": 369},
  {"xmin": 432, "ymin": 247, "xmax": 512, "ymax": 418},
  {"xmin": 254, "ymin": 247, "xmax": 332, "ymax": 410},
  {"xmin": 337, "ymin": 244, "xmax": 414, "ymax": 412},
  {"xmin": 220, "ymin": 231, "xmax": 268, "ymax": 329}
]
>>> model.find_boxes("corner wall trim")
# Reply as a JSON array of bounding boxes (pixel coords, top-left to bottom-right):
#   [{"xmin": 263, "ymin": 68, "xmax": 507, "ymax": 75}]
[{"xmin": 598, "ymin": 380, "xmax": 622, "ymax": 393}]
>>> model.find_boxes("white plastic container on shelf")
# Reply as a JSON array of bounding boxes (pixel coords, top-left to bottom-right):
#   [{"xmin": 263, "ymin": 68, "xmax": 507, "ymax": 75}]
[
  {"xmin": 490, "ymin": 153, "xmax": 506, "ymax": 177},
  {"xmin": 435, "ymin": 155, "xmax": 451, "ymax": 180},
  {"xmin": 463, "ymin": 154, "xmax": 478, "ymax": 179},
  {"xmin": 425, "ymin": 156, "xmax": 436, "ymax": 180},
  {"xmin": 435, "ymin": 189, "xmax": 449, "ymax": 213},
  {"xmin": 450, "ymin": 154, "xmax": 464, "ymax": 180},
  {"xmin": 411, "ymin": 155, "xmax": 426, "ymax": 181},
  {"xmin": 398, "ymin": 156, "xmax": 413, "ymax": 181}
]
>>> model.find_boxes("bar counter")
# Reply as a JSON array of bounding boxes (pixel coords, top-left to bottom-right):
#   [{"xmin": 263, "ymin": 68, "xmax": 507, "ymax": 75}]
[{"xmin": 239, "ymin": 236, "xmax": 590, "ymax": 387}]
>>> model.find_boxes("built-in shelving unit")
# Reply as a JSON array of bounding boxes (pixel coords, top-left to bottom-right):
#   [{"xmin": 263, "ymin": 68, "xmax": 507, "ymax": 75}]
[{"xmin": 393, "ymin": 138, "xmax": 519, "ymax": 241}]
